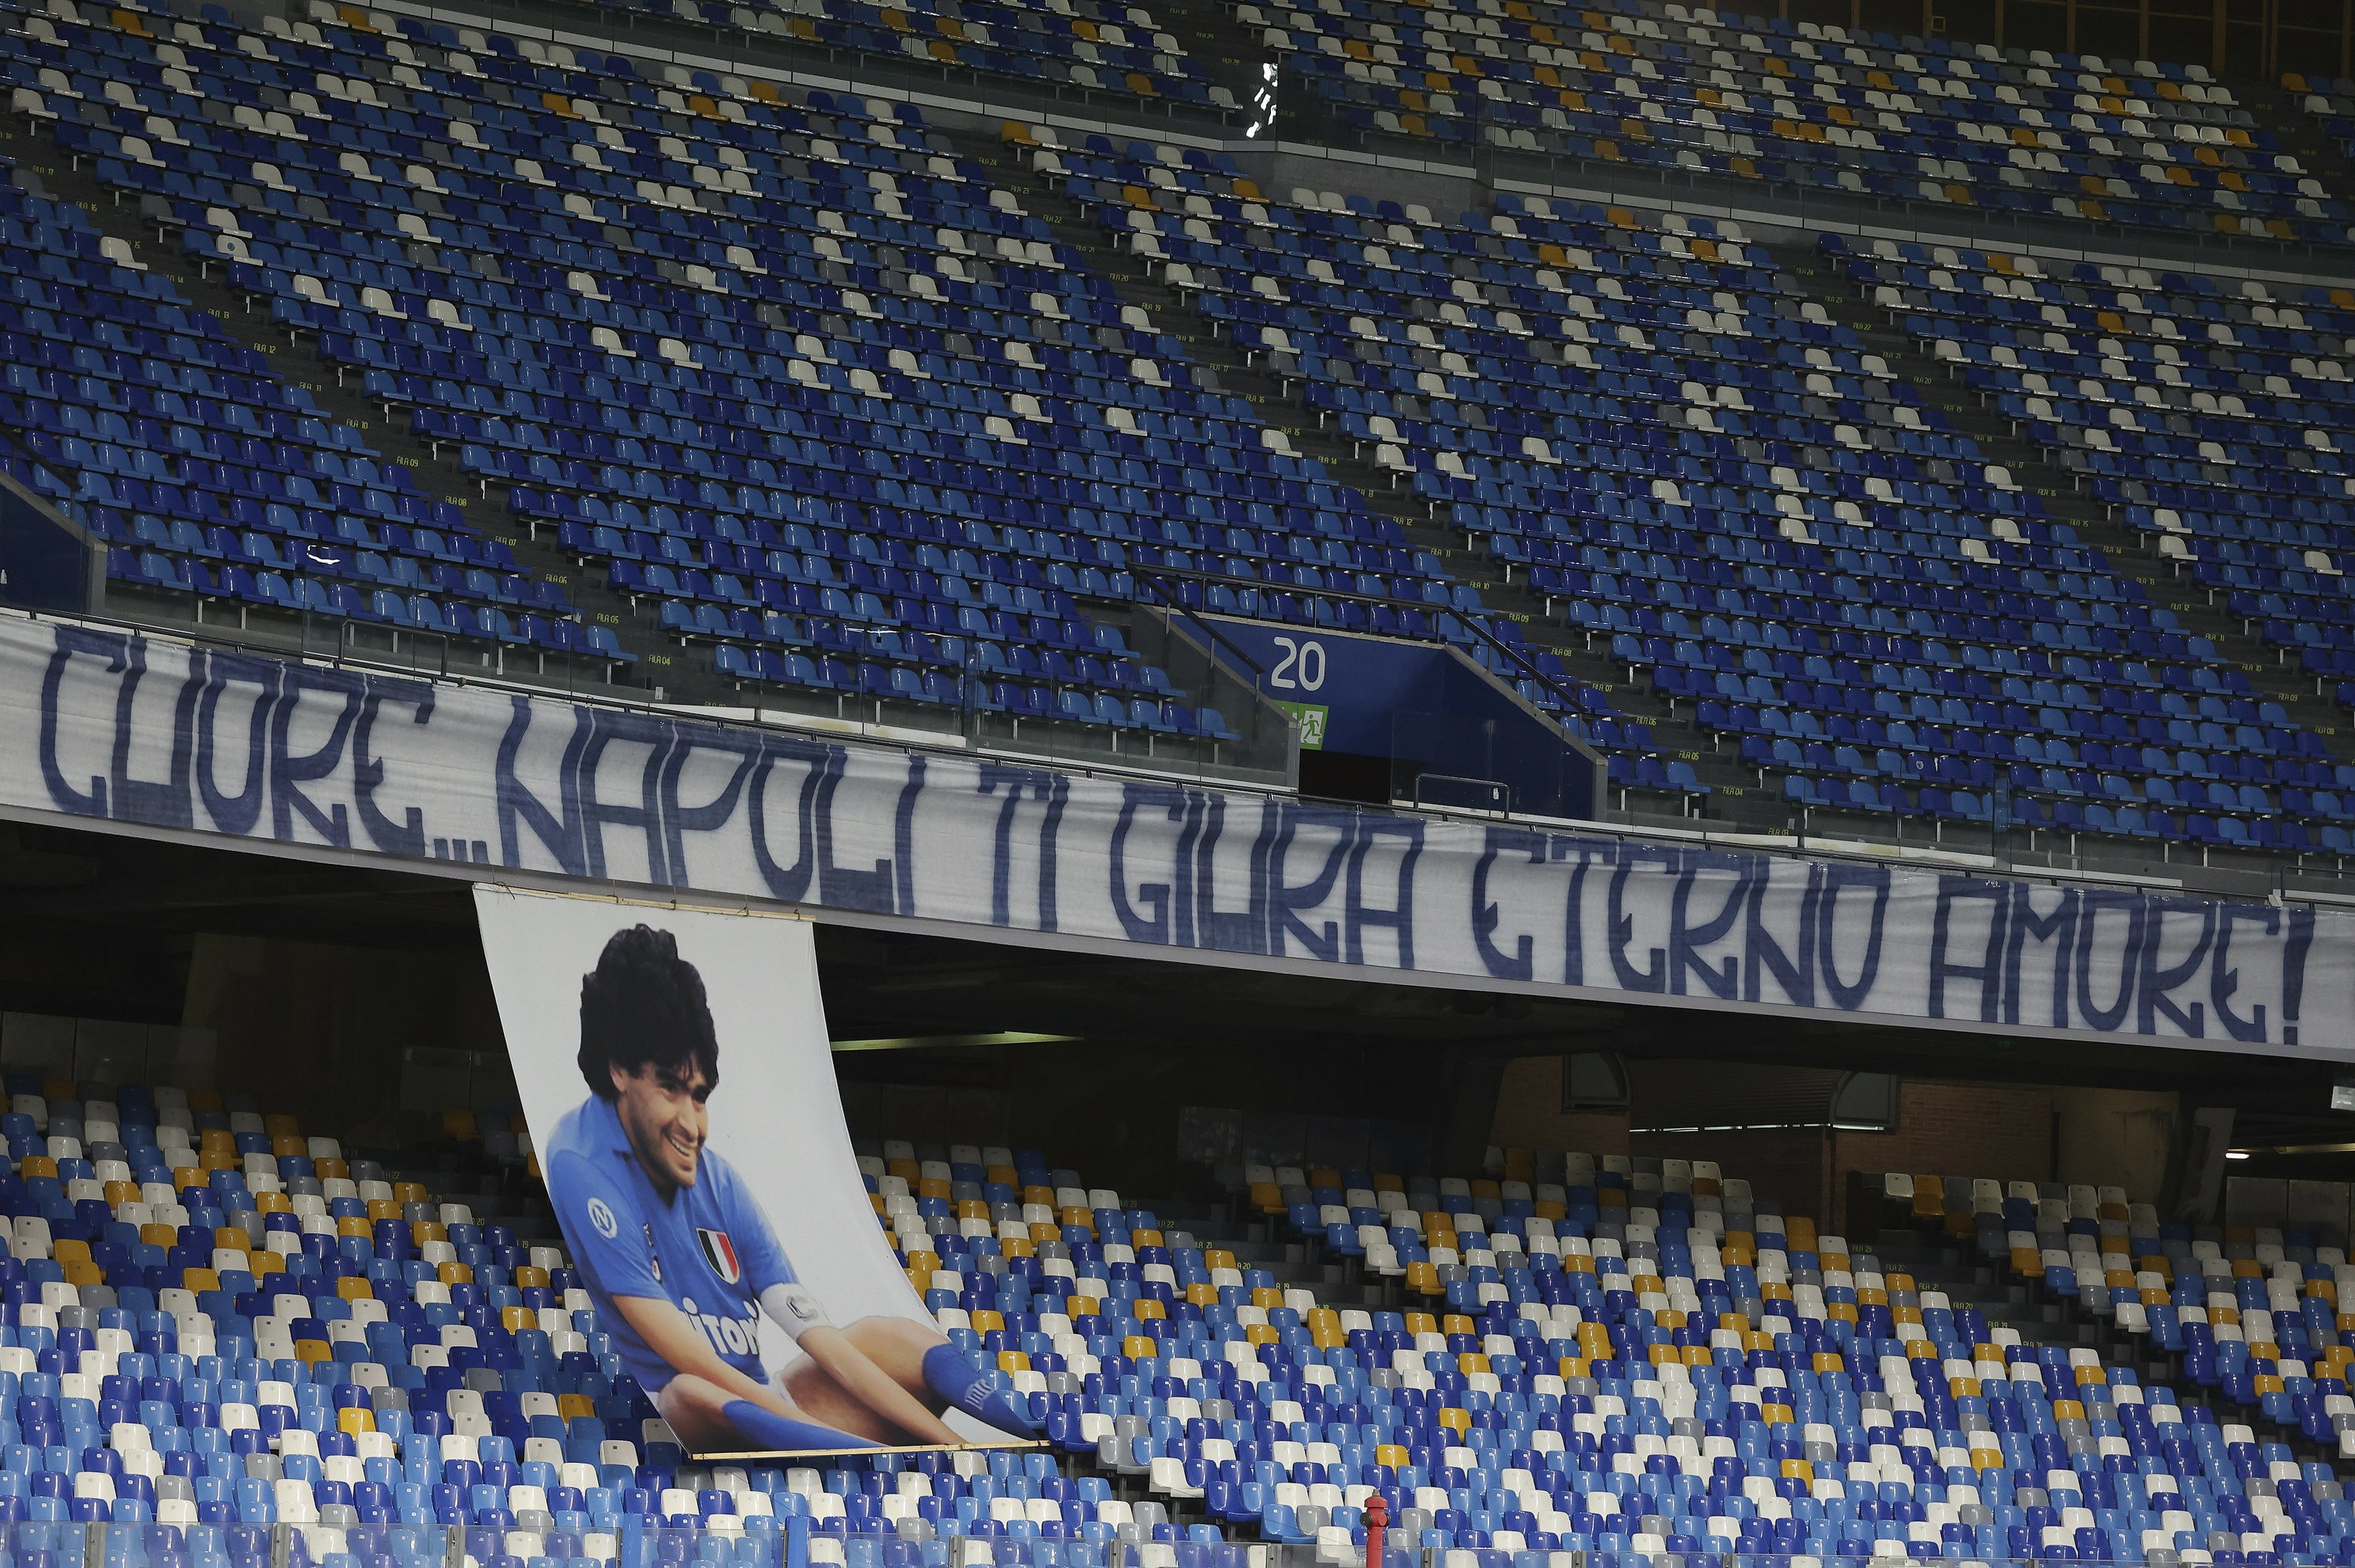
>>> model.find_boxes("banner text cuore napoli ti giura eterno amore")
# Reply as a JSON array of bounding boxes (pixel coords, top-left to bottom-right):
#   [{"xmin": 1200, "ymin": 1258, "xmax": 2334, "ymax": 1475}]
[{"xmin": 15, "ymin": 616, "xmax": 2340, "ymax": 1052}]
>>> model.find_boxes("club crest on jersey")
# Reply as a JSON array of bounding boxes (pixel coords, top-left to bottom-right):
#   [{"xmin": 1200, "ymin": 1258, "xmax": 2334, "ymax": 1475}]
[{"xmin": 697, "ymin": 1227, "xmax": 743, "ymax": 1284}]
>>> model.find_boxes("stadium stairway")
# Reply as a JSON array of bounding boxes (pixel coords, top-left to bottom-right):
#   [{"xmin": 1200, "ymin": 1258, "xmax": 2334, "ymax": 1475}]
[
  {"xmin": 947, "ymin": 122, "xmax": 1476, "ymax": 595},
  {"xmin": 1115, "ymin": 0, "xmax": 1261, "ymax": 126},
  {"xmin": 1844, "ymin": 1223, "xmax": 2330, "ymax": 1458},
  {"xmin": 1140, "ymin": 1195, "xmax": 1393, "ymax": 1313},
  {"xmin": 1861, "ymin": 1226, "xmax": 2113, "ymax": 1362},
  {"xmin": 955, "ymin": 125, "xmax": 1766, "ymax": 821},
  {"xmin": 1840, "ymin": 1198, "xmax": 2321, "ymax": 1452},
  {"xmin": 0, "ymin": 115, "xmax": 703, "ymax": 701},
  {"xmin": 1771, "ymin": 239, "xmax": 2353, "ymax": 789},
  {"xmin": 2240, "ymin": 77, "xmax": 2355, "ymax": 217},
  {"xmin": 1857, "ymin": 1216, "xmax": 2355, "ymax": 1474}
]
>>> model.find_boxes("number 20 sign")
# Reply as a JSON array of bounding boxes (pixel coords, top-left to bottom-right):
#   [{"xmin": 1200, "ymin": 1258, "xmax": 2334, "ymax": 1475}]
[{"xmin": 1267, "ymin": 636, "xmax": 1326, "ymax": 692}]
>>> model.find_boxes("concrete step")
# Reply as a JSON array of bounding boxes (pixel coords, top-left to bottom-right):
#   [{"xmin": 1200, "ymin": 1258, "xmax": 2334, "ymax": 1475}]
[
  {"xmin": 1861, "ymin": 1231, "xmax": 2112, "ymax": 1355},
  {"xmin": 1132, "ymin": 1198, "xmax": 1397, "ymax": 1307},
  {"xmin": 1868, "ymin": 1229, "xmax": 2348, "ymax": 1461}
]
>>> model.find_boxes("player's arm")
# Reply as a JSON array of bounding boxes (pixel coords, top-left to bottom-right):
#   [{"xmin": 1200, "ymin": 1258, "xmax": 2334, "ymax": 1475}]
[
  {"xmin": 604, "ymin": 1292, "xmax": 800, "ymax": 1414},
  {"xmin": 720, "ymin": 1163, "xmax": 956, "ymax": 1443},
  {"xmin": 783, "ymin": 1325, "xmax": 964, "ymax": 1446},
  {"xmin": 549, "ymin": 1146, "xmax": 779, "ymax": 1406},
  {"xmin": 760, "ymin": 1285, "xmax": 962, "ymax": 1445}
]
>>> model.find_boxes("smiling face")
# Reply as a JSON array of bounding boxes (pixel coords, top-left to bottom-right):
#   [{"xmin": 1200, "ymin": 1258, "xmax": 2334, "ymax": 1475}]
[{"xmin": 610, "ymin": 1057, "xmax": 711, "ymax": 1200}]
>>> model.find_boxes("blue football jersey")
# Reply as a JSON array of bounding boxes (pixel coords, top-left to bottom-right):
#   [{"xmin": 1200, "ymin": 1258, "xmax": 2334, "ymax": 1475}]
[{"xmin": 544, "ymin": 1091, "xmax": 799, "ymax": 1393}]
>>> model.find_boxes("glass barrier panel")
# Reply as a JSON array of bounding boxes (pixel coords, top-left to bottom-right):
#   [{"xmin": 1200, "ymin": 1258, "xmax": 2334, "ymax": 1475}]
[
  {"xmin": 21, "ymin": 1516, "xmax": 2240, "ymax": 1568},
  {"xmin": 92, "ymin": 584, "xmax": 638, "ymax": 703}
]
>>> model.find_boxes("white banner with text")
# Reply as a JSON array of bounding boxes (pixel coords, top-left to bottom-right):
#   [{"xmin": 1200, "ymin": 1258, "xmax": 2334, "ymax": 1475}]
[{"xmin": 11, "ymin": 613, "xmax": 2347, "ymax": 1055}]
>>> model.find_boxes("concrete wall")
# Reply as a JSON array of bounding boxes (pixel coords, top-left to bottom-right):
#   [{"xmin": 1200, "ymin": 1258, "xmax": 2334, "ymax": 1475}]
[{"xmin": 1247, "ymin": 144, "xmax": 1477, "ymax": 220}]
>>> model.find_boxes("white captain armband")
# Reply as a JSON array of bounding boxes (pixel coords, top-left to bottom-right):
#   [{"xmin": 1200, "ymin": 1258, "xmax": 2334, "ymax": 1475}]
[{"xmin": 760, "ymin": 1282, "xmax": 833, "ymax": 1343}]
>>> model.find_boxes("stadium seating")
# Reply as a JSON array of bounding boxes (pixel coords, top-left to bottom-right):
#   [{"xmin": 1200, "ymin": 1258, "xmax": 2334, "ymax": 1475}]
[
  {"xmin": 887, "ymin": 1136, "xmax": 2355, "ymax": 1562},
  {"xmin": 6, "ymin": 0, "xmax": 2355, "ymax": 825},
  {"xmin": 1258, "ymin": 1, "xmax": 2351, "ymax": 245},
  {"xmin": 1227, "ymin": 1150, "xmax": 1756, "ymax": 1289},
  {"xmin": 1040, "ymin": 127, "xmax": 2350, "ymax": 844},
  {"xmin": 0, "ymin": 1074, "xmax": 1194, "ymax": 1568},
  {"xmin": 0, "ymin": 0, "xmax": 1653, "ymax": 763},
  {"xmin": 610, "ymin": 0, "xmax": 1229, "ymax": 115},
  {"xmin": 0, "ymin": 160, "xmax": 626, "ymax": 670},
  {"xmin": 11, "ymin": 1062, "xmax": 2355, "ymax": 1568},
  {"xmin": 1868, "ymin": 1168, "xmax": 2355, "ymax": 1460},
  {"xmin": 1826, "ymin": 233, "xmax": 2355, "ymax": 852},
  {"xmin": 18, "ymin": 0, "xmax": 2355, "ymax": 1545},
  {"xmin": 2287, "ymin": 77, "xmax": 2355, "ymax": 170}
]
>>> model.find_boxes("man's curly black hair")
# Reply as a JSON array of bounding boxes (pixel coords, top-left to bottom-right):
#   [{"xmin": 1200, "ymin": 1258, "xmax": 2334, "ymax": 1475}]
[{"xmin": 578, "ymin": 924, "xmax": 719, "ymax": 1099}]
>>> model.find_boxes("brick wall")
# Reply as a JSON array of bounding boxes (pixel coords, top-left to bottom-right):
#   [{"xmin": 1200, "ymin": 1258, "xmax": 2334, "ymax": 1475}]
[
  {"xmin": 1838, "ymin": 1081, "xmax": 2054, "ymax": 1185},
  {"xmin": 1827, "ymin": 1080, "xmax": 2057, "ymax": 1232},
  {"xmin": 1634, "ymin": 1126, "xmax": 1833, "ymax": 1225},
  {"xmin": 1488, "ymin": 1056, "xmax": 1630, "ymax": 1156}
]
